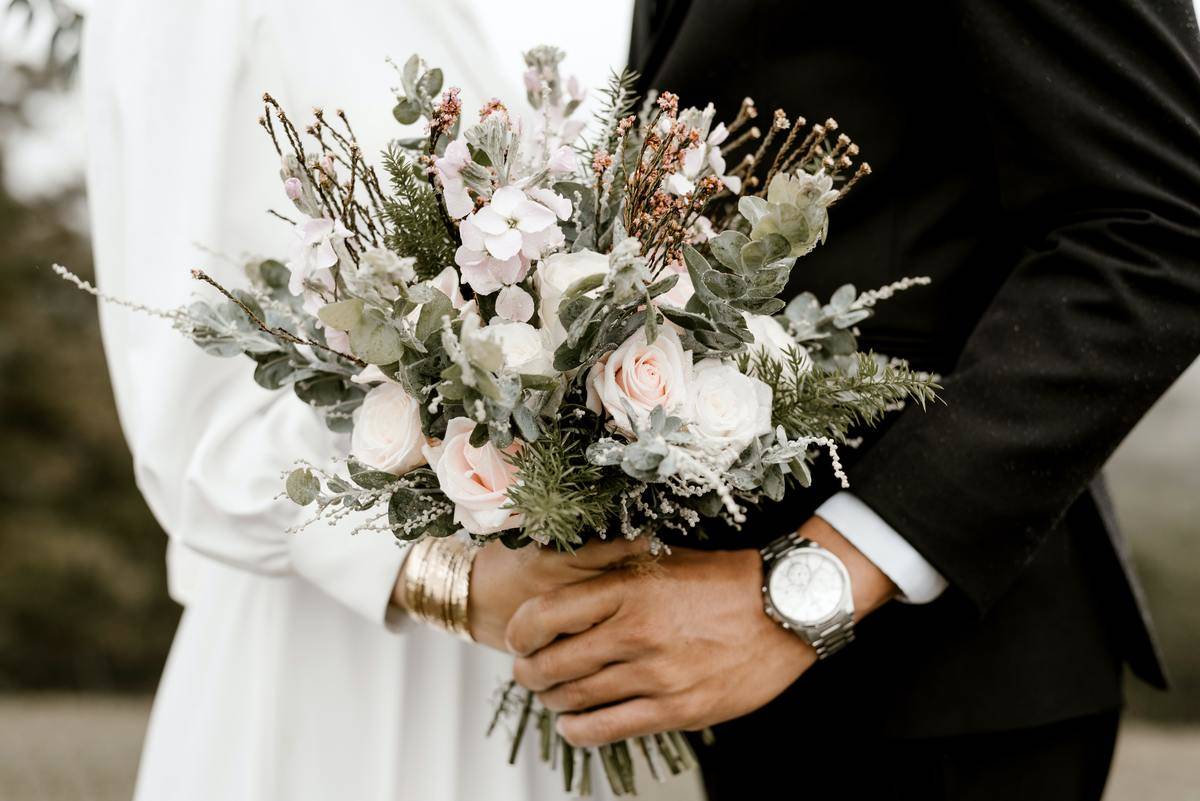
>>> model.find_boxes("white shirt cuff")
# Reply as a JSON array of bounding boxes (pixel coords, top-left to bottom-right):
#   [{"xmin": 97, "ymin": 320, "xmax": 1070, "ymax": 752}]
[{"xmin": 815, "ymin": 492, "xmax": 948, "ymax": 604}]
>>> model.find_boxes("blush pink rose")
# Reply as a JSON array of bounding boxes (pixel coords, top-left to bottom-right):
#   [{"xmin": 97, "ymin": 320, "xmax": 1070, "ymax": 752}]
[
  {"xmin": 423, "ymin": 417, "xmax": 523, "ymax": 535},
  {"xmin": 585, "ymin": 326, "xmax": 693, "ymax": 431}
]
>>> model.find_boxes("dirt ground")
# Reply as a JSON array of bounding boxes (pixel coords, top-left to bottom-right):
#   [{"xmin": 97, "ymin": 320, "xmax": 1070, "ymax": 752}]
[{"xmin": 0, "ymin": 695, "xmax": 1196, "ymax": 801}]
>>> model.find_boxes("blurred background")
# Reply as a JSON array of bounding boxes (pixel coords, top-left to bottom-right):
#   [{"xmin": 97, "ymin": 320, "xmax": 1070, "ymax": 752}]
[{"xmin": 0, "ymin": 2, "xmax": 1197, "ymax": 800}]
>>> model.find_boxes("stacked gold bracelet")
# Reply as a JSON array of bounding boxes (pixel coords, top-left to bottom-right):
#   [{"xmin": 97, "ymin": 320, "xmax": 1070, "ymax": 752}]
[{"xmin": 399, "ymin": 537, "xmax": 477, "ymax": 640}]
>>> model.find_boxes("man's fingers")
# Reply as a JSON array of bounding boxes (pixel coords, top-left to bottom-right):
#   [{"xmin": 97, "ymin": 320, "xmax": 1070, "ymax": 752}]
[
  {"xmin": 536, "ymin": 662, "xmax": 657, "ymax": 713},
  {"xmin": 512, "ymin": 622, "xmax": 632, "ymax": 691},
  {"xmin": 505, "ymin": 572, "xmax": 626, "ymax": 656},
  {"xmin": 556, "ymin": 697, "xmax": 683, "ymax": 749}
]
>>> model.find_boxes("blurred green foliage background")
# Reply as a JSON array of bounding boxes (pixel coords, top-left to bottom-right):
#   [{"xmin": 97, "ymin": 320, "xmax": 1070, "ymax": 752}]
[{"xmin": 0, "ymin": 0, "xmax": 1195, "ymax": 722}]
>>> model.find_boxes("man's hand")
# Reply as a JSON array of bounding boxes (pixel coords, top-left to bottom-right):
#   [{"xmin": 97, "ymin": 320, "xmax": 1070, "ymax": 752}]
[
  {"xmin": 460, "ymin": 537, "xmax": 647, "ymax": 651},
  {"xmin": 505, "ymin": 517, "xmax": 897, "ymax": 747}
]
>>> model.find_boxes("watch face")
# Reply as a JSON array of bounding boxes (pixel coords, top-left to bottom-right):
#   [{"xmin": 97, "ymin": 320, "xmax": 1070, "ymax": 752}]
[{"xmin": 768, "ymin": 550, "xmax": 846, "ymax": 625}]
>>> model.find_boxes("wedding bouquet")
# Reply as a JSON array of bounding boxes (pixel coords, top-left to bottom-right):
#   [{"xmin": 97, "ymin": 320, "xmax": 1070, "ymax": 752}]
[{"xmin": 58, "ymin": 47, "xmax": 937, "ymax": 795}]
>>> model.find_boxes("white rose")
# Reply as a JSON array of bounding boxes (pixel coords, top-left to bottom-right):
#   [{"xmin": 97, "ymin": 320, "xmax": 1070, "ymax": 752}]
[
  {"xmin": 350, "ymin": 382, "xmax": 427, "ymax": 475},
  {"xmin": 535, "ymin": 249, "xmax": 609, "ymax": 346},
  {"xmin": 423, "ymin": 417, "xmax": 523, "ymax": 535},
  {"xmin": 743, "ymin": 312, "xmax": 811, "ymax": 371},
  {"xmin": 465, "ymin": 319, "xmax": 556, "ymax": 376},
  {"xmin": 585, "ymin": 325, "xmax": 692, "ymax": 431},
  {"xmin": 687, "ymin": 359, "xmax": 774, "ymax": 465}
]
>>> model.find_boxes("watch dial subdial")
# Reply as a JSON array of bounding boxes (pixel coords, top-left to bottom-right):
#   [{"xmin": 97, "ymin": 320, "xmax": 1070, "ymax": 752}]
[{"xmin": 769, "ymin": 551, "xmax": 844, "ymax": 625}]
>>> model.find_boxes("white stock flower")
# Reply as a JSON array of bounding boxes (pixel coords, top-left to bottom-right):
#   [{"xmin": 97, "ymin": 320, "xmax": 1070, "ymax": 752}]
[
  {"xmin": 423, "ymin": 417, "xmax": 523, "ymax": 535},
  {"xmin": 665, "ymin": 105, "xmax": 743, "ymax": 196},
  {"xmin": 286, "ymin": 216, "xmax": 349, "ymax": 296},
  {"xmin": 350, "ymin": 382, "xmax": 427, "ymax": 476},
  {"xmin": 454, "ymin": 185, "xmax": 571, "ymax": 295},
  {"xmin": 585, "ymin": 326, "xmax": 692, "ymax": 431},
  {"xmin": 687, "ymin": 359, "xmax": 774, "ymax": 466},
  {"xmin": 535, "ymin": 249, "xmax": 609, "ymax": 345},
  {"xmin": 433, "ymin": 138, "xmax": 474, "ymax": 219}
]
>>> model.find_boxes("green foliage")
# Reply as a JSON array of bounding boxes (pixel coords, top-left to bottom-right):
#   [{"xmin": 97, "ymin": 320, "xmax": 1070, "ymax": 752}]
[
  {"xmin": 748, "ymin": 349, "xmax": 940, "ymax": 442},
  {"xmin": 381, "ymin": 144, "xmax": 458, "ymax": 279},
  {"xmin": 504, "ymin": 418, "xmax": 630, "ymax": 549}
]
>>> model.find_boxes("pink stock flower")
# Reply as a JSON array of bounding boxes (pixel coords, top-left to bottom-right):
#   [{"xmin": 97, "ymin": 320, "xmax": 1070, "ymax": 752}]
[
  {"xmin": 454, "ymin": 185, "xmax": 570, "ymax": 294},
  {"xmin": 433, "ymin": 139, "xmax": 474, "ymax": 219}
]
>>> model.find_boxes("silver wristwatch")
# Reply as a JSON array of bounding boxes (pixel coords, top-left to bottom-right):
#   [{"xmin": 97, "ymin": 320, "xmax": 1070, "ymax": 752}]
[{"xmin": 760, "ymin": 532, "xmax": 856, "ymax": 659}]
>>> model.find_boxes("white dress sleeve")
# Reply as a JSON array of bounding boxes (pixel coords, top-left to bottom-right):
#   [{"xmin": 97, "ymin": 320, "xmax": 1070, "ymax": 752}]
[{"xmin": 81, "ymin": 0, "xmax": 407, "ymax": 626}]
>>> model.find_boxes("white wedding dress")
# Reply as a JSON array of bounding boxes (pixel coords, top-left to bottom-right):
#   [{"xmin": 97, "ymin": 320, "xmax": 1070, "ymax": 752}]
[{"xmin": 78, "ymin": 2, "xmax": 693, "ymax": 800}]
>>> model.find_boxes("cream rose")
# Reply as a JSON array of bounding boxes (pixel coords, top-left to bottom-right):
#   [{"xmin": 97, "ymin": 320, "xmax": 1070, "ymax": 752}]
[
  {"xmin": 350, "ymin": 382, "xmax": 427, "ymax": 475},
  {"xmin": 687, "ymin": 358, "xmax": 774, "ymax": 465},
  {"xmin": 465, "ymin": 319, "xmax": 556, "ymax": 376},
  {"xmin": 743, "ymin": 312, "xmax": 812, "ymax": 372},
  {"xmin": 423, "ymin": 417, "xmax": 523, "ymax": 535},
  {"xmin": 585, "ymin": 326, "xmax": 692, "ymax": 431},
  {"xmin": 535, "ymin": 249, "xmax": 609, "ymax": 346}
]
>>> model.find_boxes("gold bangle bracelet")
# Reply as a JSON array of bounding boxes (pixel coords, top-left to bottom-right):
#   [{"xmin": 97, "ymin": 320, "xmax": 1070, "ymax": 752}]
[{"xmin": 400, "ymin": 537, "xmax": 476, "ymax": 641}]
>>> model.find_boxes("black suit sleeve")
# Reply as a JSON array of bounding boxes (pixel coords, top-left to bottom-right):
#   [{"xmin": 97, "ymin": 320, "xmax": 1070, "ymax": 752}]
[{"xmin": 849, "ymin": 0, "xmax": 1200, "ymax": 612}]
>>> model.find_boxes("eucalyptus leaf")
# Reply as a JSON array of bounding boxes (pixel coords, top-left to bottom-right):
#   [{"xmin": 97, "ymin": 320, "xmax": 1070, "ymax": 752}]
[
  {"xmin": 415, "ymin": 289, "xmax": 453, "ymax": 342},
  {"xmin": 350, "ymin": 311, "xmax": 405, "ymax": 364},
  {"xmin": 318, "ymin": 298, "xmax": 365, "ymax": 332},
  {"xmin": 393, "ymin": 98, "xmax": 422, "ymax": 125},
  {"xmin": 417, "ymin": 67, "xmax": 443, "ymax": 98},
  {"xmin": 348, "ymin": 459, "xmax": 398, "ymax": 490},
  {"xmin": 285, "ymin": 469, "xmax": 321, "ymax": 506}
]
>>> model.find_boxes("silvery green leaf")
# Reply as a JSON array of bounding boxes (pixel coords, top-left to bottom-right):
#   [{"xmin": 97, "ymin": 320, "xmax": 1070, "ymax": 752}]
[
  {"xmin": 511, "ymin": 404, "xmax": 540, "ymax": 442},
  {"xmin": 642, "ymin": 300, "xmax": 659, "ymax": 345},
  {"xmin": 682, "ymin": 245, "xmax": 719, "ymax": 305},
  {"xmin": 563, "ymin": 272, "xmax": 605, "ymax": 303},
  {"xmin": 833, "ymin": 309, "xmax": 872, "ymax": 328},
  {"xmin": 417, "ymin": 68, "xmax": 443, "ymax": 98},
  {"xmin": 645, "ymin": 273, "xmax": 679, "ymax": 299},
  {"xmin": 784, "ymin": 292, "xmax": 822, "ymax": 325},
  {"xmin": 350, "ymin": 311, "xmax": 405, "ymax": 364},
  {"xmin": 738, "ymin": 195, "xmax": 769, "ymax": 226},
  {"xmin": 748, "ymin": 298, "xmax": 787, "ymax": 315},
  {"xmin": 256, "ymin": 259, "xmax": 290, "ymax": 290},
  {"xmin": 393, "ymin": 98, "xmax": 421, "ymax": 125},
  {"xmin": 789, "ymin": 458, "xmax": 812, "ymax": 487},
  {"xmin": 830, "ymin": 284, "xmax": 857, "ymax": 311},
  {"xmin": 824, "ymin": 329, "xmax": 858, "ymax": 356},
  {"xmin": 348, "ymin": 460, "xmax": 398, "ymax": 490},
  {"xmin": 285, "ymin": 469, "xmax": 320, "ymax": 506},
  {"xmin": 702, "ymin": 271, "xmax": 746, "ymax": 299},
  {"xmin": 318, "ymin": 298, "xmax": 364, "ymax": 332},
  {"xmin": 294, "ymin": 372, "xmax": 354, "ymax": 406},
  {"xmin": 658, "ymin": 305, "xmax": 717, "ymax": 332},
  {"xmin": 586, "ymin": 440, "xmax": 625, "ymax": 466},
  {"xmin": 415, "ymin": 289, "xmax": 453, "ymax": 342},
  {"xmin": 709, "ymin": 230, "xmax": 750, "ymax": 272},
  {"xmin": 729, "ymin": 467, "xmax": 760, "ymax": 491},
  {"xmin": 401, "ymin": 54, "xmax": 421, "ymax": 96},
  {"xmin": 740, "ymin": 233, "xmax": 790, "ymax": 270},
  {"xmin": 762, "ymin": 465, "xmax": 786, "ymax": 501},
  {"xmin": 252, "ymin": 352, "xmax": 295, "ymax": 390}
]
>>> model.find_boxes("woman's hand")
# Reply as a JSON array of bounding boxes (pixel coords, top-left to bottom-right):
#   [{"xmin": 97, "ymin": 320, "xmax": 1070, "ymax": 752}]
[{"xmin": 466, "ymin": 537, "xmax": 649, "ymax": 651}]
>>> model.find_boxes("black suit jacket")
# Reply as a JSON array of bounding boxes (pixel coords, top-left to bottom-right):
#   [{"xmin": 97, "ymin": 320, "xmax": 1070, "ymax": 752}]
[{"xmin": 631, "ymin": 0, "xmax": 1200, "ymax": 745}]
